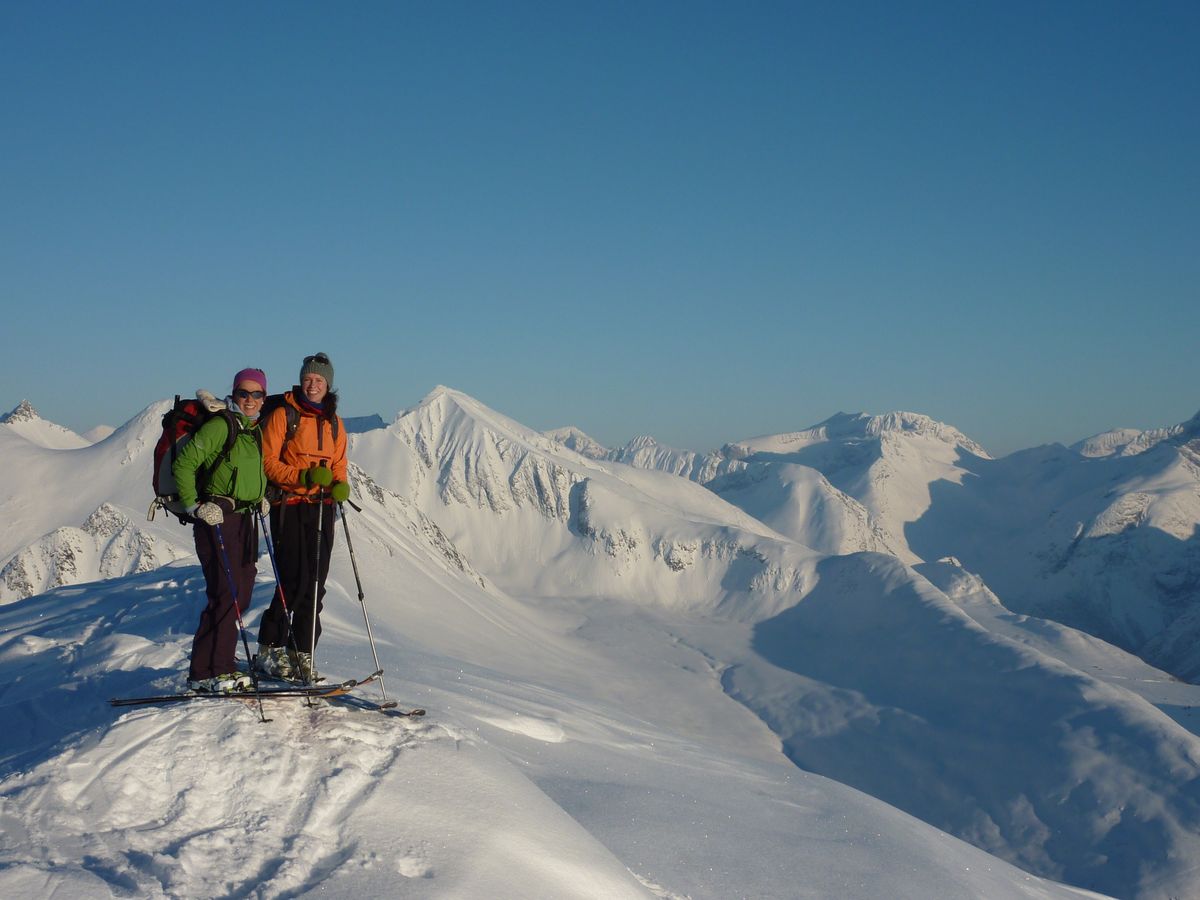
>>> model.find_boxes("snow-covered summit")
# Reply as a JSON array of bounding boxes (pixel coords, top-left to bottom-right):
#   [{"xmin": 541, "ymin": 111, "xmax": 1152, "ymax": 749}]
[
  {"xmin": 0, "ymin": 502, "xmax": 192, "ymax": 603},
  {"xmin": 608, "ymin": 434, "xmax": 741, "ymax": 482},
  {"xmin": 1072, "ymin": 408, "xmax": 1200, "ymax": 458},
  {"xmin": 543, "ymin": 425, "xmax": 610, "ymax": 459},
  {"xmin": 354, "ymin": 386, "xmax": 817, "ymax": 619},
  {"xmin": 544, "ymin": 428, "xmax": 743, "ymax": 482},
  {"xmin": 82, "ymin": 424, "xmax": 116, "ymax": 443},
  {"xmin": 728, "ymin": 410, "xmax": 991, "ymax": 460},
  {"xmin": 701, "ymin": 411, "xmax": 991, "ymax": 564},
  {"xmin": 0, "ymin": 400, "xmax": 90, "ymax": 450},
  {"xmin": 0, "ymin": 399, "xmax": 39, "ymax": 424}
]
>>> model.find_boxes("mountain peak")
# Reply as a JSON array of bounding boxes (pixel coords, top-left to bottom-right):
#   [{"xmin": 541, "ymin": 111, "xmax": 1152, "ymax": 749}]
[
  {"xmin": 863, "ymin": 411, "xmax": 989, "ymax": 456},
  {"xmin": 625, "ymin": 435, "xmax": 664, "ymax": 451},
  {"xmin": 732, "ymin": 410, "xmax": 990, "ymax": 459},
  {"xmin": 1073, "ymin": 407, "xmax": 1200, "ymax": 458},
  {"xmin": 1, "ymin": 400, "xmax": 40, "ymax": 424},
  {"xmin": 544, "ymin": 426, "xmax": 610, "ymax": 459},
  {"xmin": 420, "ymin": 385, "xmax": 471, "ymax": 406}
]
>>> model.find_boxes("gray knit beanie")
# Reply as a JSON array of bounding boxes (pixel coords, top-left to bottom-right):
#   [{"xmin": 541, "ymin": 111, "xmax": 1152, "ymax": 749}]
[{"xmin": 300, "ymin": 352, "xmax": 334, "ymax": 389}]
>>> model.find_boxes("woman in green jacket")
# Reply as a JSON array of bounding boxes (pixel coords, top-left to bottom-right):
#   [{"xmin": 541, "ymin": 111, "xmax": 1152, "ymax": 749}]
[{"xmin": 172, "ymin": 368, "xmax": 269, "ymax": 693}]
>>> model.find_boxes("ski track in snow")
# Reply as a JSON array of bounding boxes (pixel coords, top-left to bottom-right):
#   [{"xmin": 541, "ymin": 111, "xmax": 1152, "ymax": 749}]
[{"xmin": 2, "ymin": 696, "xmax": 442, "ymax": 899}]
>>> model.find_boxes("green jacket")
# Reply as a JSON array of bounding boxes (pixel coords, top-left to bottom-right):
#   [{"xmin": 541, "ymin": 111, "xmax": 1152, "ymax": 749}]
[{"xmin": 172, "ymin": 411, "xmax": 267, "ymax": 510}]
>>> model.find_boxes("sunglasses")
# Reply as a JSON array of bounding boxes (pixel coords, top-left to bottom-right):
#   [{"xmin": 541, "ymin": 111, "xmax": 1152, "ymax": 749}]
[{"xmin": 234, "ymin": 389, "xmax": 265, "ymax": 400}]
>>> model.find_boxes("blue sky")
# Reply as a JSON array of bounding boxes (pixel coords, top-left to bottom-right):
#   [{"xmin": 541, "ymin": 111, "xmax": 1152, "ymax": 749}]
[{"xmin": 2, "ymin": 1, "xmax": 1197, "ymax": 456}]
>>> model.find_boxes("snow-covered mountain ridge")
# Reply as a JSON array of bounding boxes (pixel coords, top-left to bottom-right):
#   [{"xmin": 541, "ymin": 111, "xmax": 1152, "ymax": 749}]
[
  {"xmin": 1, "ymin": 399, "xmax": 91, "ymax": 449},
  {"xmin": 548, "ymin": 405, "xmax": 1200, "ymax": 681},
  {"xmin": 1072, "ymin": 409, "xmax": 1200, "ymax": 458},
  {"xmin": 724, "ymin": 410, "xmax": 992, "ymax": 460},
  {"xmin": 6, "ymin": 388, "xmax": 1200, "ymax": 897},
  {"xmin": 354, "ymin": 387, "xmax": 821, "ymax": 621},
  {"xmin": 0, "ymin": 503, "xmax": 192, "ymax": 603}
]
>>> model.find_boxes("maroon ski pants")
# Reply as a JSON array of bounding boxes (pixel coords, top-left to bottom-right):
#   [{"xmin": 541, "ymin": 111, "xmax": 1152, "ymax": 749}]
[{"xmin": 189, "ymin": 508, "xmax": 258, "ymax": 681}]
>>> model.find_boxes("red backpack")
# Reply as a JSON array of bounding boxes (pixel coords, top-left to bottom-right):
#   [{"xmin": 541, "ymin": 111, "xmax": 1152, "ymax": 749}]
[{"xmin": 148, "ymin": 391, "xmax": 239, "ymax": 523}]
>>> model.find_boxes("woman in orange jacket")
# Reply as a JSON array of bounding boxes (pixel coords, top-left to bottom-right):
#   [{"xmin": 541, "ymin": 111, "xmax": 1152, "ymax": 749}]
[{"xmin": 254, "ymin": 352, "xmax": 350, "ymax": 682}]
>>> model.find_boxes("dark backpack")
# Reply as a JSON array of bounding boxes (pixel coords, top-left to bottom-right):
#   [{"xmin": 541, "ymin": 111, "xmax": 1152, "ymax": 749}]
[{"xmin": 148, "ymin": 392, "xmax": 241, "ymax": 523}]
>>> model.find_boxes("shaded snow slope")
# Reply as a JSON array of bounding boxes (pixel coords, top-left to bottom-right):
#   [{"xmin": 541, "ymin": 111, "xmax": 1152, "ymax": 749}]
[
  {"xmin": 722, "ymin": 553, "xmax": 1200, "ymax": 899},
  {"xmin": 903, "ymin": 439, "xmax": 1200, "ymax": 679}
]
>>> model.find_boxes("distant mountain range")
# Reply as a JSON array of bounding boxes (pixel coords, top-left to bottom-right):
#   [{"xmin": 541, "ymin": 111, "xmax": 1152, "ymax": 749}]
[{"xmin": 4, "ymin": 388, "xmax": 1200, "ymax": 898}]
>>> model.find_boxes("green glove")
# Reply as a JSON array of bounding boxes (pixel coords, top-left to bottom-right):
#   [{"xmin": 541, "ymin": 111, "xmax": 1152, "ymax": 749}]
[
  {"xmin": 301, "ymin": 466, "xmax": 334, "ymax": 488},
  {"xmin": 330, "ymin": 481, "xmax": 350, "ymax": 503}
]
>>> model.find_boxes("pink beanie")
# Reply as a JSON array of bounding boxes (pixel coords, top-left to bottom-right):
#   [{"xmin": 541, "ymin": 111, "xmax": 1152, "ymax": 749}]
[{"xmin": 233, "ymin": 368, "xmax": 267, "ymax": 393}]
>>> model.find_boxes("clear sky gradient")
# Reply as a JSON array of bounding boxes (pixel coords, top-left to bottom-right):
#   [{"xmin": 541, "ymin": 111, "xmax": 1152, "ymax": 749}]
[{"xmin": 2, "ymin": 1, "xmax": 1197, "ymax": 456}]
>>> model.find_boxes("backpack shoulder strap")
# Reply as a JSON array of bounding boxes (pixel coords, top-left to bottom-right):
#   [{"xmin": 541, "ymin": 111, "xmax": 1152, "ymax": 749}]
[
  {"xmin": 196, "ymin": 411, "xmax": 241, "ymax": 500},
  {"xmin": 285, "ymin": 405, "xmax": 300, "ymax": 443}
]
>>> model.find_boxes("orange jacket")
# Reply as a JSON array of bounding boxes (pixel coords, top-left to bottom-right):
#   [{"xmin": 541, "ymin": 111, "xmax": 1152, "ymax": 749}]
[{"xmin": 262, "ymin": 391, "xmax": 348, "ymax": 501}]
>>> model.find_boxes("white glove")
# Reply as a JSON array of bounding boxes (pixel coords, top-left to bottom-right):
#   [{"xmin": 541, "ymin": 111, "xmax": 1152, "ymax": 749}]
[
  {"xmin": 193, "ymin": 502, "xmax": 224, "ymax": 526},
  {"xmin": 259, "ymin": 497, "xmax": 272, "ymax": 517}
]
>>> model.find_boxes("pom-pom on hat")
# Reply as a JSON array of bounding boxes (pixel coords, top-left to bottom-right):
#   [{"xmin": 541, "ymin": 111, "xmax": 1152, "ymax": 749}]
[
  {"xmin": 300, "ymin": 352, "xmax": 334, "ymax": 389},
  {"xmin": 233, "ymin": 367, "xmax": 267, "ymax": 393}
]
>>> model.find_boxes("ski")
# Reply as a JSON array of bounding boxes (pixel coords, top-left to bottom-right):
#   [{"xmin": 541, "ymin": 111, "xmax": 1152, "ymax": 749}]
[
  {"xmin": 109, "ymin": 671, "xmax": 381, "ymax": 708},
  {"xmin": 323, "ymin": 692, "xmax": 427, "ymax": 716}
]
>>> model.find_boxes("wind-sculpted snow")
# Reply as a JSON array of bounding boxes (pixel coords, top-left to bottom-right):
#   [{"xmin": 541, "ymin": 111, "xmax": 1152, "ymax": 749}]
[{"xmin": 0, "ymin": 568, "xmax": 655, "ymax": 899}]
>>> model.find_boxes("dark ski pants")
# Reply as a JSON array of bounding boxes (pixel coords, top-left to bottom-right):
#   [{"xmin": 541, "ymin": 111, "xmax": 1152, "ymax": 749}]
[
  {"xmin": 257, "ymin": 500, "xmax": 335, "ymax": 654},
  {"xmin": 190, "ymin": 509, "xmax": 258, "ymax": 681}
]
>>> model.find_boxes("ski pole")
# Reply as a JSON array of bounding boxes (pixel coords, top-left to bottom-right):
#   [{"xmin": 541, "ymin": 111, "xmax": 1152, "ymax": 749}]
[
  {"xmin": 213, "ymin": 520, "xmax": 270, "ymax": 724},
  {"xmin": 338, "ymin": 501, "xmax": 390, "ymax": 704},
  {"xmin": 309, "ymin": 482, "xmax": 325, "ymax": 687},
  {"xmin": 256, "ymin": 508, "xmax": 302, "ymax": 661}
]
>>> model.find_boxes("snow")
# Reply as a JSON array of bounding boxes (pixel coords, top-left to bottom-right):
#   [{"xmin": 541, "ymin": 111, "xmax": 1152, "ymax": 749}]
[
  {"xmin": 1071, "ymin": 410, "xmax": 1200, "ymax": 458},
  {"xmin": 1, "ymin": 399, "xmax": 91, "ymax": 449},
  {"xmin": 82, "ymin": 424, "xmax": 117, "ymax": 444},
  {"xmin": 5, "ymin": 387, "xmax": 1200, "ymax": 897}
]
